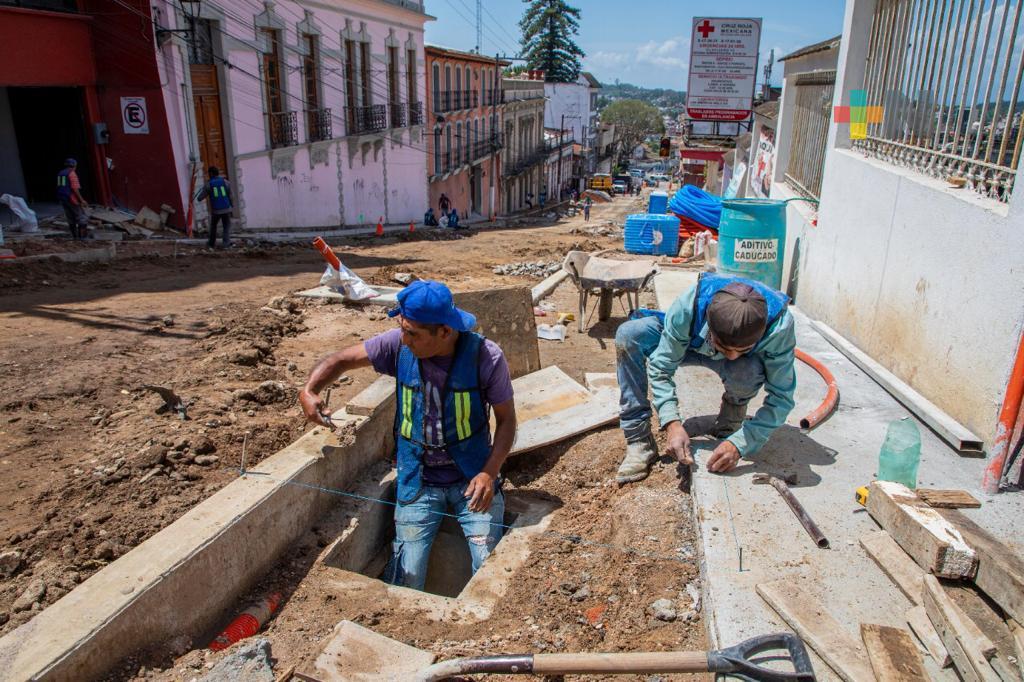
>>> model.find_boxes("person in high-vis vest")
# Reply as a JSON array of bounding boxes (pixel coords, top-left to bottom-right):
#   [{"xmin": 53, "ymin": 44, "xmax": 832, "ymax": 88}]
[
  {"xmin": 613, "ymin": 274, "xmax": 796, "ymax": 483},
  {"xmin": 194, "ymin": 166, "xmax": 233, "ymax": 249},
  {"xmin": 56, "ymin": 158, "xmax": 88, "ymax": 240},
  {"xmin": 299, "ymin": 280, "xmax": 517, "ymax": 591}
]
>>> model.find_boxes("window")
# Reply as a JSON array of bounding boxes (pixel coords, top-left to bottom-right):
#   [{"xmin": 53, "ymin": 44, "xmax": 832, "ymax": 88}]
[
  {"xmin": 434, "ymin": 125, "xmax": 442, "ymax": 174},
  {"xmin": 445, "ymin": 64, "xmax": 452, "ymax": 111},
  {"xmin": 407, "ymin": 48, "xmax": 417, "ymax": 105},
  {"xmin": 432, "ymin": 63, "xmax": 441, "ymax": 113},
  {"xmin": 445, "ymin": 124, "xmax": 452, "ymax": 170},
  {"xmin": 388, "ymin": 45, "xmax": 403, "ymax": 127},
  {"xmin": 188, "ymin": 18, "xmax": 214, "ymax": 65},
  {"xmin": 785, "ymin": 71, "xmax": 835, "ymax": 200},
  {"xmin": 345, "ymin": 39, "xmax": 358, "ymax": 126},
  {"xmin": 360, "ymin": 41, "xmax": 371, "ymax": 107},
  {"xmin": 456, "ymin": 121, "xmax": 463, "ymax": 166},
  {"xmin": 455, "ymin": 66, "xmax": 462, "ymax": 109},
  {"xmin": 263, "ymin": 28, "xmax": 296, "ymax": 148},
  {"xmin": 304, "ymin": 34, "xmax": 331, "ymax": 142}
]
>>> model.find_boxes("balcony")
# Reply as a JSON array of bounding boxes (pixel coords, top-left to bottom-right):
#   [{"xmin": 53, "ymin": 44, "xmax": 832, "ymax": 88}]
[
  {"xmin": 346, "ymin": 104, "xmax": 387, "ymax": 135},
  {"xmin": 502, "ymin": 88, "xmax": 545, "ymax": 103},
  {"xmin": 472, "ymin": 133, "xmax": 504, "ymax": 162},
  {"xmin": 389, "ymin": 102, "xmax": 406, "ymax": 128},
  {"xmin": 481, "ymin": 90, "xmax": 503, "ymax": 107},
  {"xmin": 268, "ymin": 111, "xmax": 298, "ymax": 148},
  {"xmin": 306, "ymin": 108, "xmax": 332, "ymax": 143},
  {"xmin": 408, "ymin": 101, "xmax": 424, "ymax": 126},
  {"xmin": 504, "ymin": 144, "xmax": 548, "ymax": 177},
  {"xmin": 435, "ymin": 89, "xmax": 479, "ymax": 113}
]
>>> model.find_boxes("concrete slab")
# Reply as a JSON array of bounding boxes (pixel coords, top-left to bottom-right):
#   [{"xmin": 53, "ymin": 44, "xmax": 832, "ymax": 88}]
[
  {"xmin": 651, "ymin": 270, "xmax": 1024, "ymax": 681},
  {"xmin": 295, "ymin": 285, "xmax": 402, "ymax": 305},
  {"xmin": 346, "ymin": 375, "xmax": 396, "ymax": 417},
  {"xmin": 309, "ymin": 620, "xmax": 435, "ymax": 681},
  {"xmin": 0, "ymin": 386, "xmax": 396, "ymax": 681},
  {"xmin": 454, "ymin": 287, "xmax": 541, "ymax": 380}
]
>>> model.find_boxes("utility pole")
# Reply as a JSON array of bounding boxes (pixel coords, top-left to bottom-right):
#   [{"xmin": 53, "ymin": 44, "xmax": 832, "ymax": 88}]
[{"xmin": 556, "ymin": 113, "xmax": 564, "ymax": 200}]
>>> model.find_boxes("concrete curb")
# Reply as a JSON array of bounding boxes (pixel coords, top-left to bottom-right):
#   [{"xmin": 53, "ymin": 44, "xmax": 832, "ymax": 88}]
[
  {"xmin": 1, "ymin": 244, "xmax": 116, "ymax": 265},
  {"xmin": 0, "ymin": 395, "xmax": 394, "ymax": 681},
  {"xmin": 531, "ymin": 269, "xmax": 570, "ymax": 304}
]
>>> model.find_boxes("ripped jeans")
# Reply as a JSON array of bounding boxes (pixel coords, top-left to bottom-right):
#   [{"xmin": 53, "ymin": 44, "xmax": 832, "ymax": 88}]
[{"xmin": 386, "ymin": 485, "xmax": 505, "ymax": 591}]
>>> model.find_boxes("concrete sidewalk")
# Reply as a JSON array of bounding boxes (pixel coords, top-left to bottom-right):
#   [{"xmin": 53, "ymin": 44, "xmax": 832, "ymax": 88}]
[{"xmin": 653, "ymin": 270, "xmax": 1024, "ymax": 681}]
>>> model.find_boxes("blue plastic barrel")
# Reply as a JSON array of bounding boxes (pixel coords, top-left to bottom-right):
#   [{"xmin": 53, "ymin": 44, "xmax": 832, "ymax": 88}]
[
  {"xmin": 624, "ymin": 214, "xmax": 679, "ymax": 256},
  {"xmin": 716, "ymin": 199, "xmax": 787, "ymax": 289},
  {"xmin": 648, "ymin": 191, "xmax": 668, "ymax": 214}
]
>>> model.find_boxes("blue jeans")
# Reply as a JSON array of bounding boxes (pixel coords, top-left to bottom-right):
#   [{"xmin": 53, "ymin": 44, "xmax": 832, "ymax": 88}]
[
  {"xmin": 614, "ymin": 316, "xmax": 766, "ymax": 442},
  {"xmin": 387, "ymin": 485, "xmax": 505, "ymax": 591}
]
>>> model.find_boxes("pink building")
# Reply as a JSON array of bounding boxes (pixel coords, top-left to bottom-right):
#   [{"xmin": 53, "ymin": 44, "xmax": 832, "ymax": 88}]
[{"xmin": 154, "ymin": 0, "xmax": 431, "ymax": 232}]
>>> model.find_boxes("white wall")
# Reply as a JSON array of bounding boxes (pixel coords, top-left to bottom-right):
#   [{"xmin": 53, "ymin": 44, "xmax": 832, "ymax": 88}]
[
  {"xmin": 792, "ymin": 0, "xmax": 1024, "ymax": 445},
  {"xmin": 544, "ymin": 79, "xmax": 591, "ymax": 144}
]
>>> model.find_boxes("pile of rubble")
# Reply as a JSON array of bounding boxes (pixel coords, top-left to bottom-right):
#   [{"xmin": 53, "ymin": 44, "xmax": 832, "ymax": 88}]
[
  {"xmin": 570, "ymin": 221, "xmax": 623, "ymax": 238},
  {"xmin": 492, "ymin": 261, "xmax": 562, "ymax": 278},
  {"xmin": 40, "ymin": 204, "xmax": 175, "ymax": 241}
]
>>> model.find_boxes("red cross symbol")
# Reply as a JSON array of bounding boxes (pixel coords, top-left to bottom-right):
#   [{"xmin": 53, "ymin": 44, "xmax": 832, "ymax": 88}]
[{"xmin": 697, "ymin": 20, "xmax": 715, "ymax": 38}]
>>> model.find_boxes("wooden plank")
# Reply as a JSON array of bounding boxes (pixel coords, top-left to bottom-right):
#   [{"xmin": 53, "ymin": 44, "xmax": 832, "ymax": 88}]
[
  {"xmin": 1010, "ymin": 620, "xmax": 1024, "ymax": 680},
  {"xmin": 345, "ymin": 375, "xmax": 395, "ymax": 417},
  {"xmin": 866, "ymin": 481, "xmax": 978, "ymax": 579},
  {"xmin": 921, "ymin": 575, "xmax": 998, "ymax": 682},
  {"xmin": 917, "ymin": 489, "xmax": 981, "ymax": 509},
  {"xmin": 860, "ymin": 623, "xmax": 930, "ymax": 682},
  {"xmin": 860, "ymin": 530, "xmax": 926, "ymax": 604},
  {"xmin": 939, "ymin": 509, "xmax": 1024, "ymax": 625},
  {"xmin": 756, "ymin": 579, "xmax": 877, "ymax": 682},
  {"xmin": 906, "ymin": 605, "xmax": 952, "ymax": 668}
]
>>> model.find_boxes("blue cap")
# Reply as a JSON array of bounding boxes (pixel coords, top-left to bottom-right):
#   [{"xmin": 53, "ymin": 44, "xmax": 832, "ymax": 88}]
[
  {"xmin": 65, "ymin": 158, "xmax": 77, "ymax": 166},
  {"xmin": 387, "ymin": 280, "xmax": 476, "ymax": 332}
]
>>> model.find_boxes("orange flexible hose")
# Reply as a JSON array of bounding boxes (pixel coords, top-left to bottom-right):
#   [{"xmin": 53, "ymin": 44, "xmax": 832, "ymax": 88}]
[{"xmin": 795, "ymin": 348, "xmax": 839, "ymax": 430}]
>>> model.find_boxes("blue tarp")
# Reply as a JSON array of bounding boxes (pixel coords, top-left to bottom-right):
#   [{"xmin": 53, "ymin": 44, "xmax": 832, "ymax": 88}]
[{"xmin": 668, "ymin": 184, "xmax": 722, "ymax": 228}]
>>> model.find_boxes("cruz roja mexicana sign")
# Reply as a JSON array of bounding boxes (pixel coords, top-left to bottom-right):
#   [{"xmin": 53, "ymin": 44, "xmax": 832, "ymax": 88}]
[{"xmin": 686, "ymin": 17, "xmax": 762, "ymax": 122}]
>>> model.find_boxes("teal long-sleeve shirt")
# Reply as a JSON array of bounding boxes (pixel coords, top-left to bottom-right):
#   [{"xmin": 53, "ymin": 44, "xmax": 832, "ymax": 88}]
[{"xmin": 647, "ymin": 285, "xmax": 797, "ymax": 457}]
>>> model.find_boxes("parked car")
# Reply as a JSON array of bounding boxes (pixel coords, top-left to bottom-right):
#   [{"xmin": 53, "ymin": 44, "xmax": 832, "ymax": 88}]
[{"xmin": 612, "ymin": 180, "xmax": 628, "ymax": 195}]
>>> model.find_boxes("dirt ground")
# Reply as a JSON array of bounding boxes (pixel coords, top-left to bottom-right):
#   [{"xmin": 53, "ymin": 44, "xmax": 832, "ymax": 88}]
[{"xmin": 0, "ymin": 192, "xmax": 708, "ymax": 680}]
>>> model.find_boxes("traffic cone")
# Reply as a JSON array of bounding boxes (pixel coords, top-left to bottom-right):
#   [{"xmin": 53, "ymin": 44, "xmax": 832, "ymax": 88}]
[
  {"xmin": 409, "ymin": 221, "xmax": 415, "ymax": 233},
  {"xmin": 376, "ymin": 217, "xmax": 384, "ymax": 237}
]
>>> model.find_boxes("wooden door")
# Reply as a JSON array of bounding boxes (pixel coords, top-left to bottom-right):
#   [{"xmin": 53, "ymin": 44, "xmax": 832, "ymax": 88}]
[{"xmin": 190, "ymin": 64, "xmax": 227, "ymax": 173}]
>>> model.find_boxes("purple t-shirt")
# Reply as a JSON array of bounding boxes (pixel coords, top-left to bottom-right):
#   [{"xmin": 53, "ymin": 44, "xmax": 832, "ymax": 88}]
[{"xmin": 364, "ymin": 328, "xmax": 514, "ymax": 486}]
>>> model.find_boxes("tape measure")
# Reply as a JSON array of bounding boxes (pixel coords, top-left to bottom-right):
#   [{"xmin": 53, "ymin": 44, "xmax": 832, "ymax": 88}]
[{"xmin": 855, "ymin": 486, "xmax": 870, "ymax": 506}]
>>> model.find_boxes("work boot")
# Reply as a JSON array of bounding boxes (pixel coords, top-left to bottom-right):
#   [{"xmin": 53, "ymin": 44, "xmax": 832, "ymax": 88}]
[
  {"xmin": 615, "ymin": 436, "xmax": 658, "ymax": 484},
  {"xmin": 712, "ymin": 399, "xmax": 748, "ymax": 438}
]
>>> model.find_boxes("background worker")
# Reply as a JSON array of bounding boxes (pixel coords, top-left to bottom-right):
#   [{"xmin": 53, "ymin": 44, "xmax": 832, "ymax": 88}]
[
  {"xmin": 613, "ymin": 274, "xmax": 796, "ymax": 483},
  {"xmin": 299, "ymin": 280, "xmax": 517, "ymax": 591},
  {"xmin": 56, "ymin": 158, "xmax": 88, "ymax": 240},
  {"xmin": 195, "ymin": 166, "xmax": 233, "ymax": 249}
]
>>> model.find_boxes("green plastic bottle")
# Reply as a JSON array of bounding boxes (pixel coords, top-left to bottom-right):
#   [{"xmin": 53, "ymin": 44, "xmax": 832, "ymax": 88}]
[{"xmin": 878, "ymin": 418, "xmax": 921, "ymax": 489}]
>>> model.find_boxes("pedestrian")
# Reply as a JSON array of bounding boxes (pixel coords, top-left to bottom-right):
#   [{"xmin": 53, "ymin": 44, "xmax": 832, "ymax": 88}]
[
  {"xmin": 525, "ymin": 191, "xmax": 534, "ymax": 210},
  {"xmin": 583, "ymin": 197, "xmax": 592, "ymax": 222},
  {"xmin": 439, "ymin": 193, "xmax": 451, "ymax": 215},
  {"xmin": 56, "ymin": 158, "xmax": 88, "ymax": 240},
  {"xmin": 299, "ymin": 280, "xmax": 517, "ymax": 591},
  {"xmin": 612, "ymin": 274, "xmax": 796, "ymax": 484},
  {"xmin": 424, "ymin": 207, "xmax": 439, "ymax": 227},
  {"xmin": 447, "ymin": 208, "xmax": 460, "ymax": 229},
  {"xmin": 195, "ymin": 166, "xmax": 233, "ymax": 249},
  {"xmin": 539, "ymin": 186, "xmax": 547, "ymax": 208}
]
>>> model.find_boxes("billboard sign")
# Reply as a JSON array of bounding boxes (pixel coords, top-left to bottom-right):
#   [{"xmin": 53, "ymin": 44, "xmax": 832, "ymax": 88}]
[{"xmin": 687, "ymin": 17, "xmax": 762, "ymax": 122}]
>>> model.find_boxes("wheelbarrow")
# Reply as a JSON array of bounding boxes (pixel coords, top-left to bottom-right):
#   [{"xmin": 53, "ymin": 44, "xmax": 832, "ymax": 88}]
[{"xmin": 562, "ymin": 250, "xmax": 658, "ymax": 332}]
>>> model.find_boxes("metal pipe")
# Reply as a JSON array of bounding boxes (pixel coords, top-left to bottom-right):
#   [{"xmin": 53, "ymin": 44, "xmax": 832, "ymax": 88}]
[
  {"xmin": 982, "ymin": 329, "xmax": 1024, "ymax": 493},
  {"xmin": 754, "ymin": 474, "xmax": 830, "ymax": 549}
]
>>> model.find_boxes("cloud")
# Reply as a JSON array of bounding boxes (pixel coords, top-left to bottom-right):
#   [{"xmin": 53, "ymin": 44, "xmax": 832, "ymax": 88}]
[
  {"xmin": 584, "ymin": 36, "xmax": 689, "ymax": 77},
  {"xmin": 635, "ymin": 38, "xmax": 688, "ymax": 69},
  {"xmin": 587, "ymin": 50, "xmax": 632, "ymax": 69}
]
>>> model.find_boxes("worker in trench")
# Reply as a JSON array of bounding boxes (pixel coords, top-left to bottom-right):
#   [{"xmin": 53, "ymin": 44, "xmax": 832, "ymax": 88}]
[
  {"xmin": 299, "ymin": 280, "xmax": 516, "ymax": 590},
  {"xmin": 613, "ymin": 274, "xmax": 796, "ymax": 483}
]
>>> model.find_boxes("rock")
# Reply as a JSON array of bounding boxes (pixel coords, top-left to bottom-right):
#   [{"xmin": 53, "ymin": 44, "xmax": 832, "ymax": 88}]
[
  {"xmin": 193, "ymin": 455, "xmax": 219, "ymax": 466},
  {"xmin": 570, "ymin": 584, "xmax": 591, "ymax": 603},
  {"xmin": 93, "ymin": 541, "xmax": 115, "ymax": 561},
  {"xmin": 193, "ymin": 437, "xmax": 216, "ymax": 455},
  {"xmin": 198, "ymin": 638, "xmax": 274, "ymax": 682},
  {"xmin": 253, "ymin": 380, "xmax": 288, "ymax": 405},
  {"xmin": 230, "ymin": 349, "xmax": 261, "ymax": 367},
  {"xmin": 12, "ymin": 578, "xmax": 47, "ymax": 612},
  {"xmin": 161, "ymin": 316, "xmax": 175, "ymax": 327},
  {"xmin": 286, "ymin": 362, "xmax": 297, "ymax": 372},
  {"xmin": 0, "ymin": 612, "xmax": 8, "ymax": 626},
  {"xmin": 648, "ymin": 598, "xmax": 677, "ymax": 622},
  {"xmin": 685, "ymin": 581, "xmax": 701, "ymax": 612},
  {"xmin": 0, "ymin": 550, "xmax": 23, "ymax": 577}
]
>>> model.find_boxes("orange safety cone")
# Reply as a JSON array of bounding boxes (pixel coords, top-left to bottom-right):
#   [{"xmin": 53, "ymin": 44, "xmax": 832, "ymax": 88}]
[
  {"xmin": 376, "ymin": 217, "xmax": 384, "ymax": 237},
  {"xmin": 209, "ymin": 592, "xmax": 281, "ymax": 651}
]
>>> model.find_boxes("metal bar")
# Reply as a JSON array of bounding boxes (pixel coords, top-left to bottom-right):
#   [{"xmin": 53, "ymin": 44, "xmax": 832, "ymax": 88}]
[
  {"xmin": 934, "ymin": 0, "xmax": 969, "ymax": 150},
  {"xmin": 951, "ymin": 0, "xmax": 986, "ymax": 155},
  {"xmin": 911, "ymin": 0, "xmax": 943, "ymax": 145},
  {"xmin": 896, "ymin": 0, "xmax": 929, "ymax": 143},
  {"xmin": 870, "ymin": 0, "xmax": 899, "ymax": 138},
  {"xmin": 972, "ymin": 0, "xmax": 1012, "ymax": 159},
  {"xmin": 883, "ymin": 0, "xmax": 915, "ymax": 142},
  {"xmin": 998, "ymin": 1, "xmax": 1024, "ymax": 165},
  {"xmin": 921, "ymin": 0, "xmax": 952, "ymax": 148},
  {"xmin": 963, "ymin": 0, "xmax": 998, "ymax": 157},
  {"xmin": 984, "ymin": 0, "xmax": 1022, "ymax": 162}
]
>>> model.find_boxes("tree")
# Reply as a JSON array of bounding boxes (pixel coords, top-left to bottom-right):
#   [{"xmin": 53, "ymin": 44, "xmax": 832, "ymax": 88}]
[
  {"xmin": 600, "ymin": 99, "xmax": 665, "ymax": 159},
  {"xmin": 519, "ymin": 0, "xmax": 585, "ymax": 83}
]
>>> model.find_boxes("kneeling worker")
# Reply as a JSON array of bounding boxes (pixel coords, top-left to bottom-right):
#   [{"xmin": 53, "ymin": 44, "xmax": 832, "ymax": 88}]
[
  {"xmin": 614, "ymin": 273, "xmax": 796, "ymax": 482},
  {"xmin": 299, "ymin": 280, "xmax": 516, "ymax": 590}
]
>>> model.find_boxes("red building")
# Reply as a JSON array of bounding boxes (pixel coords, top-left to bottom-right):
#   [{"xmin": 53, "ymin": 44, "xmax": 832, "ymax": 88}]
[{"xmin": 0, "ymin": 0, "xmax": 186, "ymax": 224}]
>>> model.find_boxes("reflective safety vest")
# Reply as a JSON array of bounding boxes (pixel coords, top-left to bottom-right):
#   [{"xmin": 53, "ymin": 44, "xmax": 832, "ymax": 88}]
[
  {"xmin": 394, "ymin": 332, "xmax": 491, "ymax": 503},
  {"xmin": 208, "ymin": 176, "xmax": 231, "ymax": 211},
  {"xmin": 689, "ymin": 273, "xmax": 790, "ymax": 350},
  {"xmin": 57, "ymin": 168, "xmax": 73, "ymax": 201}
]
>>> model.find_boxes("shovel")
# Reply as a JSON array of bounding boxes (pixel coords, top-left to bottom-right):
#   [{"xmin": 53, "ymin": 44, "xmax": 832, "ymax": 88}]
[{"xmin": 412, "ymin": 632, "xmax": 815, "ymax": 681}]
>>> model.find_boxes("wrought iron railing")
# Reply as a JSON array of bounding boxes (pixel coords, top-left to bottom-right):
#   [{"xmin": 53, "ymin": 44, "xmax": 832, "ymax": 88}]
[
  {"xmin": 503, "ymin": 88, "xmax": 545, "ymax": 103},
  {"xmin": 408, "ymin": 101, "xmax": 424, "ymax": 125},
  {"xmin": 306, "ymin": 107, "xmax": 332, "ymax": 143},
  {"xmin": 504, "ymin": 145, "xmax": 548, "ymax": 177},
  {"xmin": 346, "ymin": 105, "xmax": 387, "ymax": 135},
  {"xmin": 389, "ymin": 102, "xmax": 406, "ymax": 128},
  {"xmin": 268, "ymin": 111, "xmax": 298, "ymax": 148},
  {"xmin": 784, "ymin": 71, "xmax": 835, "ymax": 200},
  {"xmin": 855, "ymin": 0, "xmax": 1023, "ymax": 202}
]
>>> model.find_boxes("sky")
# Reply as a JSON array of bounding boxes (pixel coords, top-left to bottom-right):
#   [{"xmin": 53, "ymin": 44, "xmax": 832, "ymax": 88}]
[{"xmin": 423, "ymin": 0, "xmax": 847, "ymax": 90}]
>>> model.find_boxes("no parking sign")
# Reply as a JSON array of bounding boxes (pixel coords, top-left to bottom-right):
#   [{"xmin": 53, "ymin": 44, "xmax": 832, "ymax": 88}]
[{"xmin": 121, "ymin": 97, "xmax": 149, "ymax": 134}]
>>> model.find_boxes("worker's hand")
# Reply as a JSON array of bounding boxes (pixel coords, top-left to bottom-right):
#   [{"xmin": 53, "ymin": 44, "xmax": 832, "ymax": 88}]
[
  {"xmin": 298, "ymin": 388, "xmax": 331, "ymax": 428},
  {"xmin": 665, "ymin": 421, "xmax": 692, "ymax": 466},
  {"xmin": 464, "ymin": 472, "xmax": 496, "ymax": 513},
  {"xmin": 707, "ymin": 441, "xmax": 741, "ymax": 473}
]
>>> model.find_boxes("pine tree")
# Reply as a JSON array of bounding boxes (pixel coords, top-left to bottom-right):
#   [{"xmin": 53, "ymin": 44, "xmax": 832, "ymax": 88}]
[{"xmin": 518, "ymin": 0, "xmax": 585, "ymax": 83}]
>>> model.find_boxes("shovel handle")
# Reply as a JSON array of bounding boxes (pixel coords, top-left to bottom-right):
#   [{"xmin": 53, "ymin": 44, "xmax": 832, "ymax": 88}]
[{"xmin": 533, "ymin": 651, "xmax": 708, "ymax": 674}]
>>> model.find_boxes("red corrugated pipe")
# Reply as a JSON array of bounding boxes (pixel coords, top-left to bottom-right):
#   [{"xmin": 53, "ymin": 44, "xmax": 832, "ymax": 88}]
[
  {"xmin": 795, "ymin": 348, "xmax": 839, "ymax": 430},
  {"xmin": 209, "ymin": 592, "xmax": 281, "ymax": 651},
  {"xmin": 982, "ymin": 330, "xmax": 1024, "ymax": 493}
]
